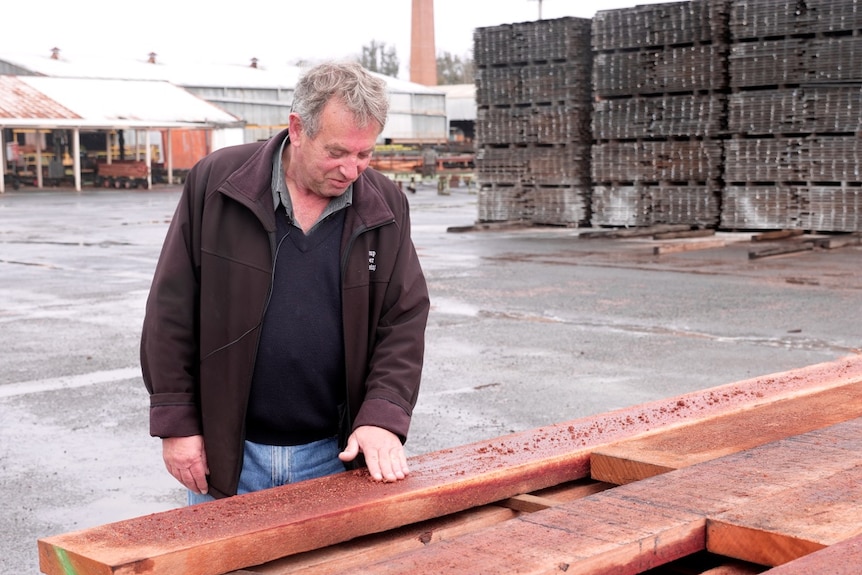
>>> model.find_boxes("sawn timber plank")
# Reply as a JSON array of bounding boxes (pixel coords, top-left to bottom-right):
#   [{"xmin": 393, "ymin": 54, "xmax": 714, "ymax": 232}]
[
  {"xmin": 37, "ymin": 356, "xmax": 862, "ymax": 575},
  {"xmin": 240, "ymin": 480, "xmax": 611, "ymax": 574},
  {"xmin": 757, "ymin": 532, "xmax": 862, "ymax": 574},
  {"xmin": 591, "ymin": 380, "xmax": 862, "ymax": 485},
  {"xmin": 707, "ymin": 463, "xmax": 862, "ymax": 566},
  {"xmin": 334, "ymin": 418, "xmax": 862, "ymax": 575}
]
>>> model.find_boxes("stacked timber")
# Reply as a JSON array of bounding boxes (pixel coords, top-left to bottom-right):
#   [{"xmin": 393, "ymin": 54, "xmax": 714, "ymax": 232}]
[
  {"xmin": 473, "ymin": 17, "xmax": 593, "ymax": 225},
  {"xmin": 723, "ymin": 0, "xmax": 862, "ymax": 231},
  {"xmin": 37, "ymin": 355, "xmax": 862, "ymax": 574},
  {"xmin": 591, "ymin": 0, "xmax": 730, "ymax": 227}
]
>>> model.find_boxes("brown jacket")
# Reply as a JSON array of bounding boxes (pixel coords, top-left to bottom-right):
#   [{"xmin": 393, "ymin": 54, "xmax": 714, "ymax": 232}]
[{"xmin": 140, "ymin": 130, "xmax": 429, "ymax": 498}]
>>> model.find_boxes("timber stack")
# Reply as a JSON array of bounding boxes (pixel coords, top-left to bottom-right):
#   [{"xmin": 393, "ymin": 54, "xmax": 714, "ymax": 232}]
[
  {"xmin": 474, "ymin": 0, "xmax": 862, "ymax": 233},
  {"xmin": 722, "ymin": 0, "xmax": 862, "ymax": 231},
  {"xmin": 38, "ymin": 354, "xmax": 862, "ymax": 574},
  {"xmin": 591, "ymin": 0, "xmax": 730, "ymax": 228},
  {"xmin": 474, "ymin": 17, "xmax": 593, "ymax": 226}
]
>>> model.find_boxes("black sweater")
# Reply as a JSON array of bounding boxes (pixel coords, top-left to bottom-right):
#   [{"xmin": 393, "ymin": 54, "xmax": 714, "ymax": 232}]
[{"xmin": 245, "ymin": 207, "xmax": 347, "ymax": 445}]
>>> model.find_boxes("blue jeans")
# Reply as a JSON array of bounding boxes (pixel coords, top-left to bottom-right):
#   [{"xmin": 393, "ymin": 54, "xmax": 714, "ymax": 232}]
[{"xmin": 188, "ymin": 436, "xmax": 345, "ymax": 505}]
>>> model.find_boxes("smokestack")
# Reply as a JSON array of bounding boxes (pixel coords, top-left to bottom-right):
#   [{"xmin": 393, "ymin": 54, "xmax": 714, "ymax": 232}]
[{"xmin": 410, "ymin": 0, "xmax": 437, "ymax": 86}]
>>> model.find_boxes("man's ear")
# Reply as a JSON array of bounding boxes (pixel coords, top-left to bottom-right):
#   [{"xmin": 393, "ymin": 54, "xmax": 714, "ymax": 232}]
[{"xmin": 287, "ymin": 112, "xmax": 303, "ymax": 142}]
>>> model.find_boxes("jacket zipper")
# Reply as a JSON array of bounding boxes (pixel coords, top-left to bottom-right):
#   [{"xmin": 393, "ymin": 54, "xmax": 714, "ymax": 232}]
[{"xmin": 338, "ymin": 217, "xmax": 395, "ymax": 448}]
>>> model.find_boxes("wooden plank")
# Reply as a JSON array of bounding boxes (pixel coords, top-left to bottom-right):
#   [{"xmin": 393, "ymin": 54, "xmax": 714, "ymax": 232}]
[
  {"xmin": 707, "ymin": 464, "xmax": 862, "ymax": 566},
  {"xmin": 242, "ymin": 480, "xmax": 609, "ymax": 574},
  {"xmin": 498, "ymin": 493, "xmax": 559, "ymax": 512},
  {"xmin": 338, "ymin": 418, "xmax": 862, "ymax": 574},
  {"xmin": 653, "ymin": 239, "xmax": 726, "ymax": 255},
  {"xmin": 240, "ymin": 506, "xmax": 519, "ymax": 575},
  {"xmin": 530, "ymin": 477, "xmax": 614, "ymax": 503},
  {"xmin": 748, "ymin": 242, "xmax": 814, "ymax": 259},
  {"xmin": 653, "ymin": 229, "xmax": 716, "ymax": 240},
  {"xmin": 591, "ymin": 380, "xmax": 862, "ymax": 485},
  {"xmin": 757, "ymin": 532, "xmax": 862, "ymax": 574},
  {"xmin": 36, "ymin": 356, "xmax": 862, "ymax": 575},
  {"xmin": 751, "ymin": 229, "xmax": 805, "ymax": 242},
  {"xmin": 813, "ymin": 233, "xmax": 862, "ymax": 249}
]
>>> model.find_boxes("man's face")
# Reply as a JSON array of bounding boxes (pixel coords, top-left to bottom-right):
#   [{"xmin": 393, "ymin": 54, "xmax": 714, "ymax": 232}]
[{"xmin": 288, "ymin": 99, "xmax": 381, "ymax": 198}]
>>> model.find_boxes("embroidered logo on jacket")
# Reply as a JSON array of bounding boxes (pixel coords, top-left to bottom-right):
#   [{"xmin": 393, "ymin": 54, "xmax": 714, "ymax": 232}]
[{"xmin": 368, "ymin": 250, "xmax": 377, "ymax": 272}]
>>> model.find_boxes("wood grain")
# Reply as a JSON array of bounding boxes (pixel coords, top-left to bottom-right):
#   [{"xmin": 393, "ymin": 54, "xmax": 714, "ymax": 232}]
[
  {"xmin": 591, "ymin": 380, "xmax": 862, "ymax": 484},
  {"xmin": 757, "ymin": 532, "xmax": 862, "ymax": 574},
  {"xmin": 707, "ymin": 465, "xmax": 862, "ymax": 566},
  {"xmin": 37, "ymin": 356, "xmax": 862, "ymax": 575},
  {"xmin": 337, "ymin": 418, "xmax": 862, "ymax": 574}
]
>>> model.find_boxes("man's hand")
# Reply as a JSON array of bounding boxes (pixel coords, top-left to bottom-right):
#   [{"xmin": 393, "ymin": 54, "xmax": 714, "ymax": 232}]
[
  {"xmin": 162, "ymin": 435, "xmax": 209, "ymax": 494},
  {"xmin": 339, "ymin": 425, "xmax": 409, "ymax": 482}
]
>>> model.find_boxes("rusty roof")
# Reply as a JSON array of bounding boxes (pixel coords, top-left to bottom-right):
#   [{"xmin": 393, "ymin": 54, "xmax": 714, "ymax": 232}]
[
  {"xmin": 0, "ymin": 76, "xmax": 80, "ymax": 120},
  {"xmin": 0, "ymin": 74, "xmax": 242, "ymax": 129}
]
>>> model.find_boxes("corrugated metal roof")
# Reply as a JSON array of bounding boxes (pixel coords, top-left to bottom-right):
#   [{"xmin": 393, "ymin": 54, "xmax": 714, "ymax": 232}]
[
  {"xmin": 0, "ymin": 52, "xmax": 298, "ymax": 89},
  {"xmin": 0, "ymin": 75, "xmax": 242, "ymax": 129},
  {"xmin": 0, "ymin": 52, "xmax": 445, "ymax": 95},
  {"xmin": 0, "ymin": 75, "xmax": 80, "ymax": 120}
]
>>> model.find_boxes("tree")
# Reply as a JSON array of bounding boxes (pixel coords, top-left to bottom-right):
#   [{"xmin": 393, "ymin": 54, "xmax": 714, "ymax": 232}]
[
  {"xmin": 437, "ymin": 51, "xmax": 474, "ymax": 85},
  {"xmin": 359, "ymin": 40, "xmax": 400, "ymax": 78}
]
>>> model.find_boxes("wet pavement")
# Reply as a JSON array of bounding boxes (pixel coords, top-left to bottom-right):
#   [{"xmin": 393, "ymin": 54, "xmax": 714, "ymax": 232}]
[{"xmin": 1, "ymin": 182, "xmax": 860, "ymax": 573}]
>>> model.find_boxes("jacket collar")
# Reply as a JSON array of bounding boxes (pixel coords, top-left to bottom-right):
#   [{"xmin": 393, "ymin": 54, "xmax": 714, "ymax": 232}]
[{"xmin": 220, "ymin": 128, "xmax": 396, "ymax": 232}]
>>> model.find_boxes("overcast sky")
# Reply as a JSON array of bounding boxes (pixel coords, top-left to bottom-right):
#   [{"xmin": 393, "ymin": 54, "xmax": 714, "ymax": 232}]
[{"xmin": 1, "ymin": 0, "xmax": 672, "ymax": 78}]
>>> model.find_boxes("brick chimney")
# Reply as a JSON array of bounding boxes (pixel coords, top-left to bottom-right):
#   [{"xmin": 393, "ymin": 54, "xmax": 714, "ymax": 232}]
[
  {"xmin": 148, "ymin": 52, "xmax": 157, "ymax": 64},
  {"xmin": 410, "ymin": 0, "xmax": 437, "ymax": 86},
  {"xmin": 250, "ymin": 57, "xmax": 259, "ymax": 69},
  {"xmin": 50, "ymin": 47, "xmax": 60, "ymax": 60}
]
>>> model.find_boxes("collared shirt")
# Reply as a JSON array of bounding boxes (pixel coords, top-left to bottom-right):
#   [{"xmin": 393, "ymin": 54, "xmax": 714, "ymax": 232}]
[{"xmin": 271, "ymin": 136, "xmax": 352, "ymax": 234}]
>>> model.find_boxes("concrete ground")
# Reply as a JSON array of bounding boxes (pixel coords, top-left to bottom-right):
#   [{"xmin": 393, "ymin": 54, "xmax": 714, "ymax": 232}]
[{"xmin": 1, "ymin": 182, "xmax": 860, "ymax": 574}]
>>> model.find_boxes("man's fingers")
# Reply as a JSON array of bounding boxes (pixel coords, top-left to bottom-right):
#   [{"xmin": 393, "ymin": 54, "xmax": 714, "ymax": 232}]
[
  {"xmin": 338, "ymin": 436, "xmax": 359, "ymax": 462},
  {"xmin": 340, "ymin": 427, "xmax": 411, "ymax": 482},
  {"xmin": 365, "ymin": 447, "xmax": 408, "ymax": 482},
  {"xmin": 171, "ymin": 464, "xmax": 206, "ymax": 494},
  {"xmin": 162, "ymin": 435, "xmax": 209, "ymax": 493},
  {"xmin": 189, "ymin": 463, "xmax": 209, "ymax": 494}
]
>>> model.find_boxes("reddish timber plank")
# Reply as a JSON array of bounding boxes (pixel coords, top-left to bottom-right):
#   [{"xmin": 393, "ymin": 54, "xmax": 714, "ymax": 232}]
[
  {"xmin": 243, "ymin": 506, "xmax": 519, "ymax": 575},
  {"xmin": 591, "ymin": 381, "xmax": 862, "ymax": 485},
  {"xmin": 244, "ymin": 481, "xmax": 610, "ymax": 574},
  {"xmin": 338, "ymin": 418, "xmax": 862, "ymax": 574},
  {"xmin": 653, "ymin": 238, "xmax": 726, "ymax": 255},
  {"xmin": 757, "ymin": 532, "xmax": 862, "ymax": 574},
  {"xmin": 37, "ymin": 356, "xmax": 862, "ymax": 575},
  {"xmin": 707, "ymin": 465, "xmax": 862, "ymax": 566},
  {"xmin": 250, "ymin": 483, "xmax": 592, "ymax": 574}
]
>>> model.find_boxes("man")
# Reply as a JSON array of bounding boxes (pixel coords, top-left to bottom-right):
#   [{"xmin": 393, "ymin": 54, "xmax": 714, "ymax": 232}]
[{"xmin": 140, "ymin": 61, "xmax": 430, "ymax": 503}]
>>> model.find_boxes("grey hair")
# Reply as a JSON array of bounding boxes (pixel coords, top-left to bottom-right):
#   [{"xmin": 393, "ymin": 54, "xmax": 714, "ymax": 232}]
[{"xmin": 290, "ymin": 61, "xmax": 390, "ymax": 139}]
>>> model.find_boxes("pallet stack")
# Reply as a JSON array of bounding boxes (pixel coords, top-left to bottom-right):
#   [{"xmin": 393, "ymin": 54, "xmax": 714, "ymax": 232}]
[
  {"xmin": 723, "ymin": 0, "xmax": 862, "ymax": 231},
  {"xmin": 473, "ymin": 17, "xmax": 593, "ymax": 225},
  {"xmin": 590, "ymin": 0, "xmax": 730, "ymax": 227}
]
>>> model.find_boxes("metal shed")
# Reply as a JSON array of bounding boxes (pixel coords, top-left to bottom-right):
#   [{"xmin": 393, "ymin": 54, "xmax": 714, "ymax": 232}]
[
  {"xmin": 0, "ymin": 51, "xmax": 449, "ymax": 146},
  {"xmin": 435, "ymin": 83, "xmax": 477, "ymax": 143},
  {"xmin": 0, "ymin": 74, "xmax": 243, "ymax": 192}
]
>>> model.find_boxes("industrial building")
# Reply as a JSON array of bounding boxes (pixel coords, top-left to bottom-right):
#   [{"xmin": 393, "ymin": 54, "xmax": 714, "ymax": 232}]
[
  {"xmin": 4, "ymin": 0, "xmax": 860, "ymax": 233},
  {"xmin": 0, "ymin": 48, "xmax": 449, "ymax": 192}
]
